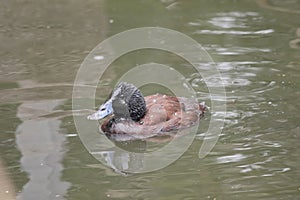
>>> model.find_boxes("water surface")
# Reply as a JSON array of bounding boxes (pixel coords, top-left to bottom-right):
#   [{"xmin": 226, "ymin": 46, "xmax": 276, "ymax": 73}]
[{"xmin": 0, "ymin": 0, "xmax": 300, "ymax": 199}]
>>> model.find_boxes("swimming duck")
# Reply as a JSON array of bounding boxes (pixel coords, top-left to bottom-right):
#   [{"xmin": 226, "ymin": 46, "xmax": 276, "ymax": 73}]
[{"xmin": 87, "ymin": 82, "xmax": 206, "ymax": 139}]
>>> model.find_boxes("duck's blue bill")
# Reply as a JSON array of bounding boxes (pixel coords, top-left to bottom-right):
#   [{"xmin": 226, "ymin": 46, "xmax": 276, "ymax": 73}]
[{"xmin": 87, "ymin": 101, "xmax": 113, "ymax": 120}]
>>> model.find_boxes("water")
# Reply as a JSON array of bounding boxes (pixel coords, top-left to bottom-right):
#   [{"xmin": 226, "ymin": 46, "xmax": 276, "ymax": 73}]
[{"xmin": 1, "ymin": 0, "xmax": 300, "ymax": 199}]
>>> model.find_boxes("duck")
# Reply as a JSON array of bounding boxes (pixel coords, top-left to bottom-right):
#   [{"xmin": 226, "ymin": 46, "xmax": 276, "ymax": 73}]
[{"xmin": 87, "ymin": 82, "xmax": 206, "ymax": 140}]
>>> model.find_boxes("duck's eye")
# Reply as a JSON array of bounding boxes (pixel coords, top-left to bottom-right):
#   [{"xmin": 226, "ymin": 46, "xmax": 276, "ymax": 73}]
[{"xmin": 100, "ymin": 107, "xmax": 106, "ymax": 111}]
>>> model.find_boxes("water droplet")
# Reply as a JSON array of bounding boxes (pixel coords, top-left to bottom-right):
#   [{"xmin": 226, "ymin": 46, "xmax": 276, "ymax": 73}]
[
  {"xmin": 109, "ymin": 19, "xmax": 114, "ymax": 24},
  {"xmin": 94, "ymin": 55, "xmax": 104, "ymax": 60}
]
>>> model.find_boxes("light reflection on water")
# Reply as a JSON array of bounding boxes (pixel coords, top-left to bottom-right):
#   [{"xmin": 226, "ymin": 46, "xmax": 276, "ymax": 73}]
[
  {"xmin": 16, "ymin": 100, "xmax": 70, "ymax": 200},
  {"xmin": 0, "ymin": 0, "xmax": 299, "ymax": 199},
  {"xmin": 195, "ymin": 29, "xmax": 274, "ymax": 35}
]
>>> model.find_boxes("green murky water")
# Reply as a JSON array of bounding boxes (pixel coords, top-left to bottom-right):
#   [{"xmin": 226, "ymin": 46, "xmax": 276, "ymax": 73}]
[{"xmin": 1, "ymin": 0, "xmax": 300, "ymax": 199}]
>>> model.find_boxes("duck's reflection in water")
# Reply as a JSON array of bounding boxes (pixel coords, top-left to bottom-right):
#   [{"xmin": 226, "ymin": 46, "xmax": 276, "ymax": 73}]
[
  {"xmin": 91, "ymin": 127, "xmax": 197, "ymax": 175},
  {"xmin": 90, "ymin": 139, "xmax": 147, "ymax": 175}
]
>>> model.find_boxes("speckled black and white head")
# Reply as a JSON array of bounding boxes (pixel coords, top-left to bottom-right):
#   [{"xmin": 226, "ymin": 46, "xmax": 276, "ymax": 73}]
[{"xmin": 87, "ymin": 82, "xmax": 146, "ymax": 122}]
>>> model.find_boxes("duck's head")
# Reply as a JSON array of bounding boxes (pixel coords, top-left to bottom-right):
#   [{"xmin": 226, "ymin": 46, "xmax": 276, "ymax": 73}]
[{"xmin": 87, "ymin": 82, "xmax": 146, "ymax": 122}]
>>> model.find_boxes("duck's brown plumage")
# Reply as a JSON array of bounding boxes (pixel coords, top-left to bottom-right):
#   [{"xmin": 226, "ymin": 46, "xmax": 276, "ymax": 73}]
[{"xmin": 101, "ymin": 94, "xmax": 206, "ymax": 139}]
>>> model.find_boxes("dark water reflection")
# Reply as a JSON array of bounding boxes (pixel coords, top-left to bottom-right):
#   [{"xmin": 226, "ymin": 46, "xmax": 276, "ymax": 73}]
[{"xmin": 0, "ymin": 0, "xmax": 300, "ymax": 199}]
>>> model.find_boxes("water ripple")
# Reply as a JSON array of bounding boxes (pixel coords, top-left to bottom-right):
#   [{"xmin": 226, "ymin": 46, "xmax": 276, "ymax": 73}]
[
  {"xmin": 217, "ymin": 153, "xmax": 248, "ymax": 164},
  {"xmin": 208, "ymin": 12, "xmax": 261, "ymax": 29},
  {"xmin": 194, "ymin": 29, "xmax": 274, "ymax": 35}
]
